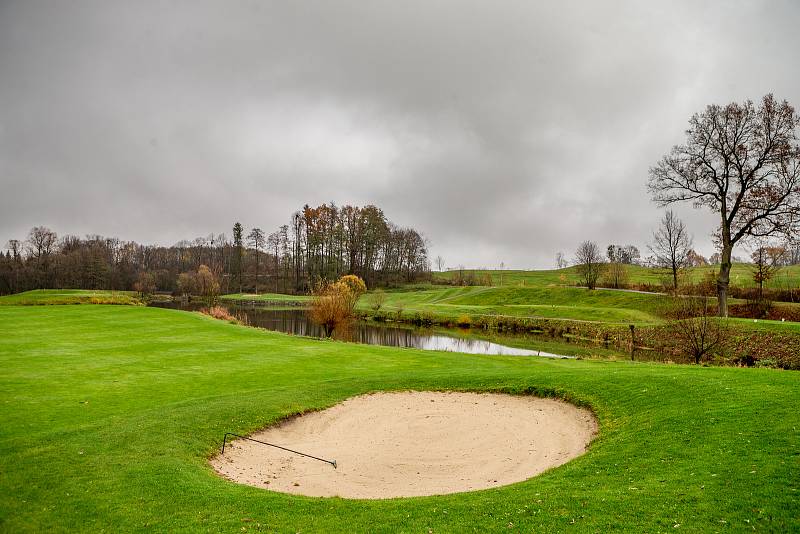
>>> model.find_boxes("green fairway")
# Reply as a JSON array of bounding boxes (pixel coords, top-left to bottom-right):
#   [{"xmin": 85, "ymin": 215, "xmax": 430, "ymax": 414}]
[
  {"xmin": 361, "ymin": 286, "xmax": 667, "ymax": 325},
  {"xmin": 433, "ymin": 263, "xmax": 800, "ymax": 290},
  {"xmin": 1, "ymin": 305, "xmax": 798, "ymax": 532},
  {"xmin": 0, "ymin": 289, "xmax": 141, "ymax": 306}
]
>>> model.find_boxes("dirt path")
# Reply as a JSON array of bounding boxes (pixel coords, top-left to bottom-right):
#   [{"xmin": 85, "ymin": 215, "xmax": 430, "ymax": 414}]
[{"xmin": 211, "ymin": 391, "xmax": 597, "ymax": 499}]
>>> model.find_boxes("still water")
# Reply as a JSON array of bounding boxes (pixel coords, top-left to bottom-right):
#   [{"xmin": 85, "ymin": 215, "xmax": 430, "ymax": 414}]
[{"xmin": 152, "ymin": 302, "xmax": 572, "ymax": 359}]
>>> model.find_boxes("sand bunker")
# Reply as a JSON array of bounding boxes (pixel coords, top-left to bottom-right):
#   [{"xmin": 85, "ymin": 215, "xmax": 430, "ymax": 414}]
[{"xmin": 211, "ymin": 391, "xmax": 597, "ymax": 499}]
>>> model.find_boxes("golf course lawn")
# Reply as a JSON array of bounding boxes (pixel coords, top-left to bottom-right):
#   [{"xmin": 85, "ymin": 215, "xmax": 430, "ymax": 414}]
[
  {"xmin": 432, "ymin": 263, "xmax": 800, "ymax": 290},
  {"xmin": 360, "ymin": 286, "xmax": 665, "ymax": 325},
  {"xmin": 0, "ymin": 289, "xmax": 141, "ymax": 306},
  {"xmin": 359, "ymin": 286, "xmax": 800, "ymax": 337},
  {"xmin": 1, "ymin": 305, "xmax": 798, "ymax": 532}
]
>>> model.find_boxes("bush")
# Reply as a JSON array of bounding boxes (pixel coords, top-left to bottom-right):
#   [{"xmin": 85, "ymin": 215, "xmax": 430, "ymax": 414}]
[
  {"xmin": 200, "ymin": 305, "xmax": 245, "ymax": 325},
  {"xmin": 308, "ymin": 275, "xmax": 367, "ymax": 336},
  {"xmin": 368, "ymin": 289, "xmax": 387, "ymax": 311},
  {"xmin": 456, "ymin": 314, "xmax": 472, "ymax": 328},
  {"xmin": 755, "ymin": 358, "xmax": 777, "ymax": 369}
]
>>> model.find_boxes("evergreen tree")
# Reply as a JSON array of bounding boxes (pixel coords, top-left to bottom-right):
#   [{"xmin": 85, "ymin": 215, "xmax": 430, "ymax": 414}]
[{"xmin": 232, "ymin": 222, "xmax": 244, "ymax": 293}]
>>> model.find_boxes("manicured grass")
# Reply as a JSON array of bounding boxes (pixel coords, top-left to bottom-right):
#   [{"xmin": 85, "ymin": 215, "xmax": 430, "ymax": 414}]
[
  {"xmin": 727, "ymin": 317, "xmax": 800, "ymax": 333},
  {"xmin": 221, "ymin": 292, "xmax": 311, "ymax": 303},
  {"xmin": 0, "ymin": 289, "xmax": 141, "ymax": 306},
  {"xmin": 433, "ymin": 263, "xmax": 800, "ymax": 290},
  {"xmin": 1, "ymin": 305, "xmax": 798, "ymax": 532},
  {"xmin": 362, "ymin": 286, "xmax": 667, "ymax": 325},
  {"xmin": 362, "ymin": 286, "xmax": 800, "ymax": 339}
]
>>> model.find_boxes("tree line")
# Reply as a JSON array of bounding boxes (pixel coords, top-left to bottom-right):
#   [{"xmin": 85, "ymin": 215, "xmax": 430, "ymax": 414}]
[{"xmin": 0, "ymin": 203, "xmax": 430, "ymax": 296}]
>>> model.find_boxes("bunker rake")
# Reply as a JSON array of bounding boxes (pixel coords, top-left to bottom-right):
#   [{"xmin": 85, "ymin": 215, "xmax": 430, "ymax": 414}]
[{"xmin": 220, "ymin": 432, "xmax": 337, "ymax": 469}]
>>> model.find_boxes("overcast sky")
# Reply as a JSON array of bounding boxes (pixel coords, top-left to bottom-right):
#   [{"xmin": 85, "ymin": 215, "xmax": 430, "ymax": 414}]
[{"xmin": 1, "ymin": 1, "xmax": 798, "ymax": 268}]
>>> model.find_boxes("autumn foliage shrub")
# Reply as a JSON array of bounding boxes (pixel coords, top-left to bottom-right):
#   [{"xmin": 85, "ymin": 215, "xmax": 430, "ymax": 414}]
[
  {"xmin": 200, "ymin": 305, "xmax": 248, "ymax": 325},
  {"xmin": 456, "ymin": 314, "xmax": 472, "ymax": 328},
  {"xmin": 308, "ymin": 275, "xmax": 367, "ymax": 336}
]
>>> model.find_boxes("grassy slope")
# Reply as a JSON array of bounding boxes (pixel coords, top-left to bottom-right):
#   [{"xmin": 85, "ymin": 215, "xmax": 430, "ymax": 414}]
[
  {"xmin": 362, "ymin": 286, "xmax": 667, "ymax": 325},
  {"xmin": 432, "ymin": 263, "xmax": 800, "ymax": 289},
  {"xmin": 1, "ymin": 305, "xmax": 798, "ymax": 532},
  {"xmin": 0, "ymin": 289, "xmax": 140, "ymax": 306},
  {"xmin": 362, "ymin": 286, "xmax": 800, "ymax": 339}
]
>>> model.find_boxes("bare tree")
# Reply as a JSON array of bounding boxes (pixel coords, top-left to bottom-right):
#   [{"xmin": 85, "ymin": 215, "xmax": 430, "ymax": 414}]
[
  {"xmin": 133, "ymin": 271, "xmax": 156, "ymax": 297},
  {"xmin": 607, "ymin": 244, "xmax": 641, "ymax": 265},
  {"xmin": 232, "ymin": 222, "xmax": 244, "ymax": 293},
  {"xmin": 601, "ymin": 261, "xmax": 629, "ymax": 289},
  {"xmin": 435, "ymin": 255, "xmax": 445, "ymax": 272},
  {"xmin": 750, "ymin": 245, "xmax": 785, "ymax": 299},
  {"xmin": 667, "ymin": 297, "xmax": 728, "ymax": 364},
  {"xmin": 574, "ymin": 241, "xmax": 605, "ymax": 289},
  {"xmin": 6, "ymin": 240, "xmax": 22, "ymax": 262},
  {"xmin": 686, "ymin": 249, "xmax": 709, "ymax": 267},
  {"xmin": 787, "ymin": 239, "xmax": 800, "ymax": 265},
  {"xmin": 649, "ymin": 210, "xmax": 693, "ymax": 293},
  {"xmin": 26, "ymin": 226, "xmax": 57, "ymax": 287},
  {"xmin": 247, "ymin": 227, "xmax": 265, "ymax": 294},
  {"xmin": 648, "ymin": 94, "xmax": 800, "ymax": 316},
  {"xmin": 555, "ymin": 251, "xmax": 568, "ymax": 269}
]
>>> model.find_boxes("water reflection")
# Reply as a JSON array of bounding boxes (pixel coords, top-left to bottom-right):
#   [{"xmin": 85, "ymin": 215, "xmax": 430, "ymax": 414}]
[{"xmin": 152, "ymin": 302, "xmax": 571, "ymax": 359}]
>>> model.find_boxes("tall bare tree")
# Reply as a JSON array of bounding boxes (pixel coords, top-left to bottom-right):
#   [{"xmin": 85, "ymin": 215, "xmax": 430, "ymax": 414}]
[
  {"xmin": 26, "ymin": 226, "xmax": 57, "ymax": 288},
  {"xmin": 435, "ymin": 255, "xmax": 444, "ymax": 272},
  {"xmin": 574, "ymin": 240, "xmax": 605, "ymax": 289},
  {"xmin": 6, "ymin": 240, "xmax": 22, "ymax": 262},
  {"xmin": 247, "ymin": 227, "xmax": 265, "ymax": 294},
  {"xmin": 649, "ymin": 210, "xmax": 693, "ymax": 293},
  {"xmin": 648, "ymin": 94, "xmax": 800, "ymax": 316},
  {"xmin": 232, "ymin": 222, "xmax": 244, "ymax": 293}
]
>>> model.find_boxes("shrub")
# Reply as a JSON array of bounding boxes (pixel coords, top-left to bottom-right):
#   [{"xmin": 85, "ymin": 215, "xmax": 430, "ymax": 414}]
[
  {"xmin": 368, "ymin": 289, "xmax": 387, "ymax": 311},
  {"xmin": 308, "ymin": 275, "xmax": 367, "ymax": 337},
  {"xmin": 456, "ymin": 314, "xmax": 472, "ymax": 328},
  {"xmin": 664, "ymin": 297, "xmax": 729, "ymax": 364},
  {"xmin": 133, "ymin": 272, "xmax": 157, "ymax": 297},
  {"xmin": 200, "ymin": 305, "xmax": 238, "ymax": 323},
  {"xmin": 755, "ymin": 358, "xmax": 777, "ymax": 369}
]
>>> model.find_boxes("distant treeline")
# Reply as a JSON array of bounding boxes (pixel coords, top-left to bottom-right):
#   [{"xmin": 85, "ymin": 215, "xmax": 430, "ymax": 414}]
[{"xmin": 0, "ymin": 203, "xmax": 430, "ymax": 295}]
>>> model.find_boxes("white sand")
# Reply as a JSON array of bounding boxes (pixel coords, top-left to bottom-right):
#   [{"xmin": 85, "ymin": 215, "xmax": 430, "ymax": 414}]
[{"xmin": 210, "ymin": 391, "xmax": 597, "ymax": 499}]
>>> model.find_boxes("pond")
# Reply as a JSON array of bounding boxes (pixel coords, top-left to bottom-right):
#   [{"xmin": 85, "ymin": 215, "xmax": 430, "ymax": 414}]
[{"xmin": 151, "ymin": 301, "xmax": 573, "ymax": 359}]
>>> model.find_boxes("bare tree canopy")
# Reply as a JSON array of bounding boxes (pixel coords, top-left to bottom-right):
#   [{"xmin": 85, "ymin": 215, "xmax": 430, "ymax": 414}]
[
  {"xmin": 574, "ymin": 240, "xmax": 605, "ymax": 290},
  {"xmin": 648, "ymin": 94, "xmax": 800, "ymax": 316},
  {"xmin": 750, "ymin": 245, "xmax": 786, "ymax": 300},
  {"xmin": 667, "ymin": 297, "xmax": 729, "ymax": 364},
  {"xmin": 649, "ymin": 210, "xmax": 693, "ymax": 293}
]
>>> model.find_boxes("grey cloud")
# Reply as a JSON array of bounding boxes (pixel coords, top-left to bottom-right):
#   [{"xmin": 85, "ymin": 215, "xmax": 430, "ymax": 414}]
[{"xmin": 1, "ymin": 0, "xmax": 798, "ymax": 268}]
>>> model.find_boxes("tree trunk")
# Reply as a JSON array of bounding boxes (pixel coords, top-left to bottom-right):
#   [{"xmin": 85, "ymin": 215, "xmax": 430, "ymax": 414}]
[
  {"xmin": 717, "ymin": 246, "xmax": 732, "ymax": 318},
  {"xmin": 672, "ymin": 264, "xmax": 679, "ymax": 295}
]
